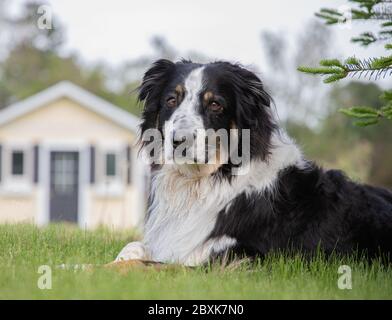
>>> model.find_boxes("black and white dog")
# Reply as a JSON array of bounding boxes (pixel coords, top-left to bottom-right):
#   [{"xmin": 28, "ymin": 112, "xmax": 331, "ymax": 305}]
[{"xmin": 115, "ymin": 59, "xmax": 392, "ymax": 266}]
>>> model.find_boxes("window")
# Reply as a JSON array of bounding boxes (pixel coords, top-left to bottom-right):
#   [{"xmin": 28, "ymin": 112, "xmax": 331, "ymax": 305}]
[
  {"xmin": 105, "ymin": 153, "xmax": 116, "ymax": 177},
  {"xmin": 11, "ymin": 151, "xmax": 24, "ymax": 176},
  {"xmin": 95, "ymin": 150, "xmax": 123, "ymax": 196},
  {"xmin": 53, "ymin": 153, "xmax": 77, "ymax": 194}
]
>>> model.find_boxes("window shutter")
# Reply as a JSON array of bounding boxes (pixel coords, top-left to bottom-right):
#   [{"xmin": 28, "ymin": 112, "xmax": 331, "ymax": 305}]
[
  {"xmin": 126, "ymin": 145, "xmax": 132, "ymax": 185},
  {"xmin": 33, "ymin": 145, "xmax": 39, "ymax": 183},
  {"xmin": 90, "ymin": 145, "xmax": 96, "ymax": 184}
]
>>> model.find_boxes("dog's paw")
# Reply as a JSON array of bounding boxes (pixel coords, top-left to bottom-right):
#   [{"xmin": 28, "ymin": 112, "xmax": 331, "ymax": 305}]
[{"xmin": 114, "ymin": 242, "xmax": 151, "ymax": 262}]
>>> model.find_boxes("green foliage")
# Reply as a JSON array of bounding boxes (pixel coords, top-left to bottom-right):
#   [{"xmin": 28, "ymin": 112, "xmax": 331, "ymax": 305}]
[
  {"xmin": 0, "ymin": 43, "xmax": 142, "ymax": 116},
  {"xmin": 298, "ymin": 0, "xmax": 392, "ymax": 127},
  {"xmin": 288, "ymin": 81, "xmax": 392, "ymax": 188},
  {"xmin": 298, "ymin": 56, "xmax": 392, "ymax": 83},
  {"xmin": 0, "ymin": 1, "xmax": 141, "ymax": 116},
  {"xmin": 337, "ymin": 90, "xmax": 392, "ymax": 126},
  {"xmin": 1, "ymin": 224, "xmax": 392, "ymax": 299},
  {"xmin": 316, "ymin": 0, "xmax": 392, "ymax": 28},
  {"xmin": 338, "ymin": 101, "xmax": 392, "ymax": 126}
]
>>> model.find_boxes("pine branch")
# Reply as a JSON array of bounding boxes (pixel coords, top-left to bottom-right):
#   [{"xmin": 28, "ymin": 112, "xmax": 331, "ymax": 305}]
[
  {"xmin": 317, "ymin": 1, "xmax": 392, "ymax": 23},
  {"xmin": 298, "ymin": 56, "xmax": 392, "ymax": 83},
  {"xmin": 338, "ymin": 92, "xmax": 392, "ymax": 126},
  {"xmin": 352, "ymin": 31, "xmax": 392, "ymax": 45},
  {"xmin": 301, "ymin": 1, "xmax": 392, "ymax": 128},
  {"xmin": 316, "ymin": 0, "xmax": 392, "ymax": 46}
]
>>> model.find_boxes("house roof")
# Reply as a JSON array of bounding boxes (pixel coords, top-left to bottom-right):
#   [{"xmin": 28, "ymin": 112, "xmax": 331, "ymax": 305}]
[{"xmin": 0, "ymin": 81, "xmax": 141, "ymax": 132}]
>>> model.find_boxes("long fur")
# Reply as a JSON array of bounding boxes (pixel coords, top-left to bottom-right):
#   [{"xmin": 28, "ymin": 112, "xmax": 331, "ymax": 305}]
[{"xmin": 116, "ymin": 59, "xmax": 392, "ymax": 266}]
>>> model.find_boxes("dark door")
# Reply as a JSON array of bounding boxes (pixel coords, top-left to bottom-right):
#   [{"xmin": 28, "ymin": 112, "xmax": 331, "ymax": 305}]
[{"xmin": 50, "ymin": 151, "xmax": 79, "ymax": 223}]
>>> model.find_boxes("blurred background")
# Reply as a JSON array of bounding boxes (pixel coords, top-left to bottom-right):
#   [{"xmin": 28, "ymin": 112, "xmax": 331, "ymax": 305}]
[{"xmin": 0, "ymin": 0, "xmax": 391, "ymax": 191}]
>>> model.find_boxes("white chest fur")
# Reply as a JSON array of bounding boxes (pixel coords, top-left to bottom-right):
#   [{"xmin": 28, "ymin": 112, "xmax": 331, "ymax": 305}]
[
  {"xmin": 142, "ymin": 132, "xmax": 303, "ymax": 266},
  {"xmin": 143, "ymin": 167, "xmax": 232, "ymax": 265}
]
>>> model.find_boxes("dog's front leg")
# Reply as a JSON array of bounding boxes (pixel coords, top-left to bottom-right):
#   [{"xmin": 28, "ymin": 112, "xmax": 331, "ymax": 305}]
[{"xmin": 114, "ymin": 241, "xmax": 151, "ymax": 262}]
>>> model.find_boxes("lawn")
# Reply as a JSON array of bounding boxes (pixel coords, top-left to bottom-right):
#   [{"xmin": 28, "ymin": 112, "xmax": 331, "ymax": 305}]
[{"xmin": 0, "ymin": 224, "xmax": 391, "ymax": 299}]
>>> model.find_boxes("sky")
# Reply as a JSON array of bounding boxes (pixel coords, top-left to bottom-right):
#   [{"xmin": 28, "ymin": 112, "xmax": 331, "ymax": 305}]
[{"xmin": 10, "ymin": 0, "xmax": 387, "ymax": 70}]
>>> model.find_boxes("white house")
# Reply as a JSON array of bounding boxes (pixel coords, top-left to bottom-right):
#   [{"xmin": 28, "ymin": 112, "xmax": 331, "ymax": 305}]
[{"xmin": 0, "ymin": 81, "xmax": 149, "ymax": 229}]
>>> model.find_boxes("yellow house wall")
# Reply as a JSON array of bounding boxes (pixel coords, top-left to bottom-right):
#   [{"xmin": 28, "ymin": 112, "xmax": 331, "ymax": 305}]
[
  {"xmin": 88, "ymin": 186, "xmax": 143, "ymax": 229},
  {"xmin": 0, "ymin": 192, "xmax": 36, "ymax": 224},
  {"xmin": 0, "ymin": 98, "xmax": 135, "ymax": 142},
  {"xmin": 0, "ymin": 98, "xmax": 142, "ymax": 229}
]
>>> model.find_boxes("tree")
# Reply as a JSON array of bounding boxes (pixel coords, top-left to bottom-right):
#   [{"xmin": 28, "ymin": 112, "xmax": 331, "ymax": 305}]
[
  {"xmin": 261, "ymin": 20, "xmax": 335, "ymax": 127},
  {"xmin": 326, "ymin": 82, "xmax": 392, "ymax": 188},
  {"xmin": 0, "ymin": 1, "xmax": 142, "ymax": 115},
  {"xmin": 298, "ymin": 0, "xmax": 392, "ymax": 127},
  {"xmin": 287, "ymin": 81, "xmax": 392, "ymax": 188}
]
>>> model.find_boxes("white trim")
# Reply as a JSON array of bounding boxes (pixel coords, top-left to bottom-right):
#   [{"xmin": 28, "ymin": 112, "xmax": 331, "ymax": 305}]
[
  {"xmin": 0, "ymin": 143, "xmax": 33, "ymax": 196},
  {"xmin": 36, "ymin": 146, "xmax": 47, "ymax": 226},
  {"xmin": 133, "ymin": 154, "xmax": 150, "ymax": 228},
  {"xmin": 94, "ymin": 144, "xmax": 126, "ymax": 197},
  {"xmin": 0, "ymin": 81, "xmax": 141, "ymax": 133}
]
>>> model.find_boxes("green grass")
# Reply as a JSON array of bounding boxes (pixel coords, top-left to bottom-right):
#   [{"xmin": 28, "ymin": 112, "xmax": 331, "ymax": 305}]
[{"xmin": 0, "ymin": 223, "xmax": 391, "ymax": 299}]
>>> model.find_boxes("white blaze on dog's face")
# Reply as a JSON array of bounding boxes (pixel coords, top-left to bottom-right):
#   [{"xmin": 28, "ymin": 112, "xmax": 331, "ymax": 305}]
[
  {"xmin": 138, "ymin": 59, "xmax": 275, "ymax": 177},
  {"xmin": 163, "ymin": 67, "xmax": 207, "ymax": 166}
]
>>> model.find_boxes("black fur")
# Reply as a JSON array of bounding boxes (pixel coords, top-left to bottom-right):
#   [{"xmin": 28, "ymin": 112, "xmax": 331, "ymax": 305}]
[
  {"xmin": 209, "ymin": 163, "xmax": 392, "ymax": 261},
  {"xmin": 138, "ymin": 59, "xmax": 276, "ymax": 162},
  {"xmin": 138, "ymin": 59, "xmax": 392, "ymax": 263}
]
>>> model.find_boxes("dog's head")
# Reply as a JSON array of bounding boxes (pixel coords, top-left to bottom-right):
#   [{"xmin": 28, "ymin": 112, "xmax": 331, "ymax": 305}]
[{"xmin": 138, "ymin": 59, "xmax": 276, "ymax": 176}]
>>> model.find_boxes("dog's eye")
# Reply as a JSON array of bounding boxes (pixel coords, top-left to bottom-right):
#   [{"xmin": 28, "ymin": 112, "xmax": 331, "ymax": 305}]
[
  {"xmin": 209, "ymin": 101, "xmax": 223, "ymax": 112},
  {"xmin": 166, "ymin": 97, "xmax": 177, "ymax": 108}
]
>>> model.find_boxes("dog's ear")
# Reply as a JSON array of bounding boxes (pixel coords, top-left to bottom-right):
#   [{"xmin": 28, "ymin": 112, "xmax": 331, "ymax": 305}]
[
  {"xmin": 138, "ymin": 59, "xmax": 174, "ymax": 102},
  {"xmin": 138, "ymin": 59, "xmax": 175, "ymax": 133},
  {"xmin": 228, "ymin": 64, "xmax": 276, "ymax": 160}
]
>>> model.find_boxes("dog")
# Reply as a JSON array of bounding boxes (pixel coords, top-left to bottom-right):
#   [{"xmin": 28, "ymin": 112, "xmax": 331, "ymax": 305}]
[{"xmin": 115, "ymin": 59, "xmax": 392, "ymax": 266}]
